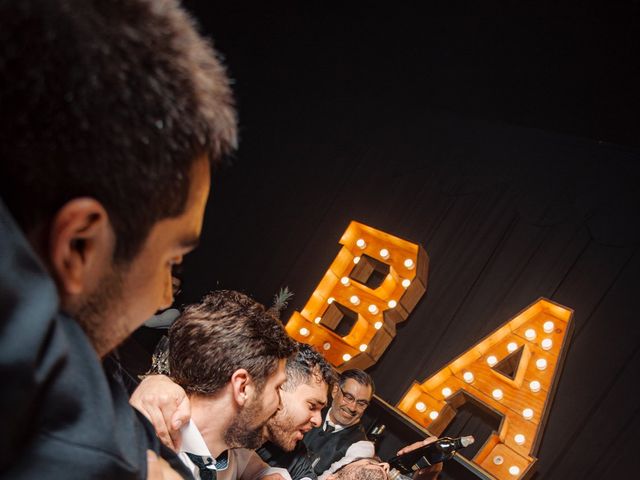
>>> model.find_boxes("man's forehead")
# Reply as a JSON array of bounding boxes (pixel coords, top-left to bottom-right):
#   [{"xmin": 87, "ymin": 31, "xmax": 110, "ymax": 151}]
[
  {"xmin": 342, "ymin": 378, "xmax": 372, "ymax": 398},
  {"xmin": 296, "ymin": 378, "xmax": 328, "ymax": 402}
]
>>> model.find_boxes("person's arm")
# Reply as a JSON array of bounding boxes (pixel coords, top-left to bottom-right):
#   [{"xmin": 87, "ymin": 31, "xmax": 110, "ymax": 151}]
[
  {"xmin": 396, "ymin": 437, "xmax": 442, "ymax": 480},
  {"xmin": 236, "ymin": 449, "xmax": 292, "ymax": 480},
  {"xmin": 0, "ymin": 202, "xmax": 62, "ymax": 470},
  {"xmin": 317, "ymin": 441, "xmax": 375, "ymax": 479},
  {"xmin": 130, "ymin": 374, "xmax": 192, "ymax": 451}
]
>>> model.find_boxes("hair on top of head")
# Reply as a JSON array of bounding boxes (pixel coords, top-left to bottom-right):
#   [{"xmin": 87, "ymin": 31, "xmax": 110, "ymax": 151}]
[
  {"xmin": 0, "ymin": 0, "xmax": 237, "ymax": 262},
  {"xmin": 282, "ymin": 342, "xmax": 338, "ymax": 392},
  {"xmin": 339, "ymin": 369, "xmax": 375, "ymax": 395},
  {"xmin": 168, "ymin": 290, "xmax": 297, "ymax": 395}
]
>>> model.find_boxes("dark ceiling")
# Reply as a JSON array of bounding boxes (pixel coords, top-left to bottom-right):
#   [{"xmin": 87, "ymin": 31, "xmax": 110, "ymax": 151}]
[{"xmin": 183, "ymin": 2, "xmax": 639, "ymax": 150}]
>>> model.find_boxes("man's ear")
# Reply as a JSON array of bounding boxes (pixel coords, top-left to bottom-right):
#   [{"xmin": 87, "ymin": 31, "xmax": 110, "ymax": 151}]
[
  {"xmin": 48, "ymin": 198, "xmax": 114, "ymax": 296},
  {"xmin": 230, "ymin": 369, "xmax": 252, "ymax": 407},
  {"xmin": 331, "ymin": 384, "xmax": 339, "ymax": 400}
]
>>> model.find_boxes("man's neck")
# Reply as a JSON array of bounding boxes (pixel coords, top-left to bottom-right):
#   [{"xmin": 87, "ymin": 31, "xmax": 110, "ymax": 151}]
[{"xmin": 190, "ymin": 394, "xmax": 233, "ymax": 458}]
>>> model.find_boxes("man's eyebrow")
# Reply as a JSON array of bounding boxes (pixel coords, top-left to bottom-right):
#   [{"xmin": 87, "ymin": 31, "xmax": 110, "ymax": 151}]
[{"xmin": 179, "ymin": 235, "xmax": 200, "ymax": 250}]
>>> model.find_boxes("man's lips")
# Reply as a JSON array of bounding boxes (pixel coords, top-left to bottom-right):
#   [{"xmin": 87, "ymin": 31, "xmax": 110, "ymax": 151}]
[{"xmin": 340, "ymin": 407, "xmax": 356, "ymax": 418}]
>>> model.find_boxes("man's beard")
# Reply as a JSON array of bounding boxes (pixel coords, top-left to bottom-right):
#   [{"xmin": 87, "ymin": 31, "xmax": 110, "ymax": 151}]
[
  {"xmin": 74, "ymin": 265, "xmax": 127, "ymax": 357},
  {"xmin": 266, "ymin": 409, "xmax": 297, "ymax": 452},
  {"xmin": 225, "ymin": 394, "xmax": 268, "ymax": 449}
]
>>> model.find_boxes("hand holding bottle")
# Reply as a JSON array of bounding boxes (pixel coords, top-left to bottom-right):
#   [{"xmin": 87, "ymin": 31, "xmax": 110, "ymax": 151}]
[
  {"xmin": 388, "ymin": 435, "xmax": 474, "ymax": 480},
  {"xmin": 388, "ymin": 436, "xmax": 441, "ymax": 480},
  {"xmin": 396, "ymin": 436, "xmax": 439, "ymax": 456}
]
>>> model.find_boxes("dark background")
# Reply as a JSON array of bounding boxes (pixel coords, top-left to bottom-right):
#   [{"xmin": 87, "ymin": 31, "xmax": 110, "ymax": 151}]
[{"xmin": 161, "ymin": 3, "xmax": 640, "ymax": 478}]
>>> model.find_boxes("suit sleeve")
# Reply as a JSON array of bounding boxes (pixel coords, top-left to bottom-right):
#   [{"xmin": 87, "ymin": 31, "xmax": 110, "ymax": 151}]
[{"xmin": 0, "ymin": 201, "xmax": 63, "ymax": 471}]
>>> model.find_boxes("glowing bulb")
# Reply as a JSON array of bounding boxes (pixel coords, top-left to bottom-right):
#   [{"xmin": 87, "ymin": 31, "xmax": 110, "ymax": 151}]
[
  {"xmin": 353, "ymin": 256, "xmax": 361, "ymax": 264},
  {"xmin": 522, "ymin": 408, "xmax": 534, "ymax": 420},
  {"xmin": 342, "ymin": 353, "xmax": 351, "ymax": 362},
  {"xmin": 415, "ymin": 401, "xmax": 426, "ymax": 412},
  {"xmin": 541, "ymin": 338, "xmax": 553, "ymax": 350},
  {"xmin": 508, "ymin": 466, "xmax": 521, "ymax": 476},
  {"xmin": 401, "ymin": 279, "xmax": 411, "ymax": 288},
  {"xmin": 356, "ymin": 238, "xmax": 367, "ymax": 249},
  {"xmin": 374, "ymin": 321, "xmax": 383, "ymax": 330},
  {"xmin": 388, "ymin": 300, "xmax": 397, "ymax": 308},
  {"xmin": 543, "ymin": 320, "xmax": 555, "ymax": 333},
  {"xmin": 493, "ymin": 456, "xmax": 504, "ymax": 465},
  {"xmin": 349, "ymin": 295, "xmax": 360, "ymax": 305},
  {"xmin": 441, "ymin": 387, "xmax": 452, "ymax": 398},
  {"xmin": 323, "ymin": 342, "xmax": 331, "ymax": 350},
  {"xmin": 507, "ymin": 342, "xmax": 518, "ymax": 353},
  {"xmin": 429, "ymin": 411, "xmax": 439, "ymax": 420},
  {"xmin": 379, "ymin": 248, "xmax": 390, "ymax": 259},
  {"xmin": 403, "ymin": 259, "xmax": 415, "ymax": 269},
  {"xmin": 487, "ymin": 355, "xmax": 498, "ymax": 367},
  {"xmin": 514, "ymin": 434, "xmax": 525, "ymax": 446},
  {"xmin": 327, "ymin": 297, "xmax": 335, "ymax": 304},
  {"xmin": 359, "ymin": 344, "xmax": 368, "ymax": 352},
  {"xmin": 529, "ymin": 380, "xmax": 541, "ymax": 393},
  {"xmin": 492, "ymin": 389, "xmax": 504, "ymax": 401},
  {"xmin": 299, "ymin": 327, "xmax": 310, "ymax": 337},
  {"xmin": 524, "ymin": 328, "xmax": 537, "ymax": 341},
  {"xmin": 368, "ymin": 304, "xmax": 379, "ymax": 315},
  {"xmin": 340, "ymin": 276, "xmax": 351, "ymax": 286},
  {"xmin": 536, "ymin": 358, "xmax": 548, "ymax": 371},
  {"xmin": 463, "ymin": 371, "xmax": 474, "ymax": 383},
  {"xmin": 314, "ymin": 317, "xmax": 322, "ymax": 324}
]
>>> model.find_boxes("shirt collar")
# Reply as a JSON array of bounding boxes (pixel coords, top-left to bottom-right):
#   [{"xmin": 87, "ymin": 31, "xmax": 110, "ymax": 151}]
[
  {"xmin": 325, "ymin": 408, "xmax": 345, "ymax": 432},
  {"xmin": 180, "ymin": 419, "xmax": 212, "ymax": 457},
  {"xmin": 179, "ymin": 419, "xmax": 229, "ymax": 471}
]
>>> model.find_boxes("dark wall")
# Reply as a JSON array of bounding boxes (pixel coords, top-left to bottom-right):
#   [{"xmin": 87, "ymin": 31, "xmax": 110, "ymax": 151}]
[{"xmin": 172, "ymin": 3, "xmax": 639, "ymax": 479}]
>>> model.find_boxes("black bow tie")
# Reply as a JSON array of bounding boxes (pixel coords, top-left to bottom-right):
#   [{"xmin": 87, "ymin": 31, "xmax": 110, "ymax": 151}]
[
  {"xmin": 325, "ymin": 423, "xmax": 336, "ymax": 433},
  {"xmin": 186, "ymin": 453, "xmax": 216, "ymax": 480}
]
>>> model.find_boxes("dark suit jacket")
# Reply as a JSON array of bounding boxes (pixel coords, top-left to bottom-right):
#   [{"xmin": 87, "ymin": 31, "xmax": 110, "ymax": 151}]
[
  {"xmin": 0, "ymin": 200, "xmax": 191, "ymax": 479},
  {"xmin": 303, "ymin": 409, "xmax": 369, "ymax": 475},
  {"xmin": 257, "ymin": 440, "xmax": 317, "ymax": 480}
]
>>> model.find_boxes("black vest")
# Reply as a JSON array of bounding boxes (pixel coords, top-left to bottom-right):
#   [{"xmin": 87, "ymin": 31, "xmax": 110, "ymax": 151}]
[
  {"xmin": 257, "ymin": 440, "xmax": 317, "ymax": 480},
  {"xmin": 303, "ymin": 411, "xmax": 369, "ymax": 475}
]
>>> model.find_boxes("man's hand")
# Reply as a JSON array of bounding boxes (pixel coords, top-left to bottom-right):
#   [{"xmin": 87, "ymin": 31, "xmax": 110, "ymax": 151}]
[
  {"xmin": 130, "ymin": 374, "xmax": 191, "ymax": 451},
  {"xmin": 146, "ymin": 450, "xmax": 184, "ymax": 480},
  {"xmin": 396, "ymin": 436, "xmax": 438, "ymax": 455},
  {"xmin": 396, "ymin": 437, "xmax": 442, "ymax": 480}
]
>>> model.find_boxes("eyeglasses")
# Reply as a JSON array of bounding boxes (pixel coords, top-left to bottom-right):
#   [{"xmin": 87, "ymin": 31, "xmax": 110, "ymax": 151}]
[{"xmin": 339, "ymin": 387, "xmax": 370, "ymax": 409}]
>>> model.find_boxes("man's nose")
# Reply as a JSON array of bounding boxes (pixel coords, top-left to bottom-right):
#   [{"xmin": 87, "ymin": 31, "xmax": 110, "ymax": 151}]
[{"xmin": 310, "ymin": 410, "xmax": 322, "ymax": 427}]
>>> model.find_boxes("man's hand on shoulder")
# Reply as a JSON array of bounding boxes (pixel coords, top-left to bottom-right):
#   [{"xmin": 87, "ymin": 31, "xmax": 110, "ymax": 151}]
[{"xmin": 131, "ymin": 374, "xmax": 190, "ymax": 451}]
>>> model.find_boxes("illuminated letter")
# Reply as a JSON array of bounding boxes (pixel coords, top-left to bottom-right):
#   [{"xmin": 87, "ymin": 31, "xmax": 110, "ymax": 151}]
[
  {"xmin": 286, "ymin": 221, "xmax": 428, "ymax": 370},
  {"xmin": 397, "ymin": 298, "xmax": 573, "ymax": 479}
]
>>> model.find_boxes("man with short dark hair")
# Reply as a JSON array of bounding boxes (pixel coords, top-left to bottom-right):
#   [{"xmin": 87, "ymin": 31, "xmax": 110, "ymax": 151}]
[
  {"xmin": 303, "ymin": 370, "xmax": 375, "ymax": 478},
  {"xmin": 0, "ymin": 0, "xmax": 236, "ymax": 477},
  {"xmin": 256, "ymin": 343, "xmax": 338, "ymax": 480},
  {"xmin": 167, "ymin": 291, "xmax": 297, "ymax": 480},
  {"xmin": 134, "ymin": 340, "xmax": 337, "ymax": 480}
]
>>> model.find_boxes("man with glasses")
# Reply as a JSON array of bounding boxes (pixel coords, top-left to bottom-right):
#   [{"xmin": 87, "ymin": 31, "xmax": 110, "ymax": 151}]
[{"xmin": 303, "ymin": 369, "xmax": 375, "ymax": 479}]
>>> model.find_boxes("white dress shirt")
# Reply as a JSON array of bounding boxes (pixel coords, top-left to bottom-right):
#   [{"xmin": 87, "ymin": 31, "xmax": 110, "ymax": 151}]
[{"xmin": 178, "ymin": 420, "xmax": 292, "ymax": 480}]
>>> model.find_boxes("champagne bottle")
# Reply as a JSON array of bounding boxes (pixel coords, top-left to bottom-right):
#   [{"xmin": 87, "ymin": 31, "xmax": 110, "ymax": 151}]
[
  {"xmin": 387, "ymin": 436, "xmax": 475, "ymax": 473},
  {"xmin": 369, "ymin": 424, "xmax": 386, "ymax": 445}
]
